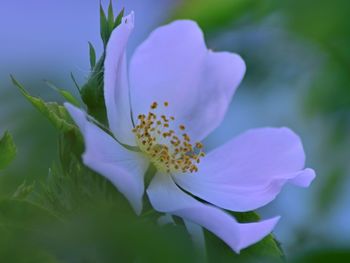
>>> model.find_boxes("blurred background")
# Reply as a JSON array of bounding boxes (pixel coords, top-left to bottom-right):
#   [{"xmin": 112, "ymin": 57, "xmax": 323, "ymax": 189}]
[{"xmin": 0, "ymin": 0, "xmax": 349, "ymax": 262}]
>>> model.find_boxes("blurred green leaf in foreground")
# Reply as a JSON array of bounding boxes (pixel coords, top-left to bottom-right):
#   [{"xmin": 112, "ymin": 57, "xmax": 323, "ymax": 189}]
[{"xmin": 0, "ymin": 131, "xmax": 16, "ymax": 170}]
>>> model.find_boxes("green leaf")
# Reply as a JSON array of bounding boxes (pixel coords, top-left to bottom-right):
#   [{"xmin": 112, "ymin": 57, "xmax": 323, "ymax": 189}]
[
  {"xmin": 0, "ymin": 131, "xmax": 16, "ymax": 170},
  {"xmin": 88, "ymin": 41, "xmax": 97, "ymax": 69},
  {"xmin": 11, "ymin": 76, "xmax": 76, "ymax": 132},
  {"xmin": 44, "ymin": 80, "xmax": 81, "ymax": 107}
]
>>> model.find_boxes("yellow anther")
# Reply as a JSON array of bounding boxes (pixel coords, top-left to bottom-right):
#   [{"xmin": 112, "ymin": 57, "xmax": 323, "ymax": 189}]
[
  {"xmin": 151, "ymin": 102, "xmax": 158, "ymax": 109},
  {"xmin": 132, "ymin": 101, "xmax": 205, "ymax": 174},
  {"xmin": 195, "ymin": 142, "xmax": 203, "ymax": 149}
]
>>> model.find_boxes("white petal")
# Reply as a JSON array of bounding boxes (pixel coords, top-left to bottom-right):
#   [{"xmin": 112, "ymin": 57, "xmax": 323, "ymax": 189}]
[
  {"xmin": 104, "ymin": 12, "xmax": 135, "ymax": 145},
  {"xmin": 130, "ymin": 20, "xmax": 245, "ymax": 141},
  {"xmin": 65, "ymin": 103, "xmax": 148, "ymax": 214},
  {"xmin": 147, "ymin": 173, "xmax": 280, "ymax": 253},
  {"xmin": 174, "ymin": 127, "xmax": 316, "ymax": 212},
  {"xmin": 188, "ymin": 51, "xmax": 245, "ymax": 141}
]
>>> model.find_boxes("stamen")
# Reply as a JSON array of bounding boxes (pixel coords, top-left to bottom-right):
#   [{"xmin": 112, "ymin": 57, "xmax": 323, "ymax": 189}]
[{"xmin": 132, "ymin": 102, "xmax": 205, "ymax": 174}]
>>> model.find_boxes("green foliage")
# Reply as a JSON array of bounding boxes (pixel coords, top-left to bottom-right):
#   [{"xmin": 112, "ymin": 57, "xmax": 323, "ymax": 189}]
[
  {"xmin": 280, "ymin": 0, "xmax": 350, "ymax": 234},
  {"xmin": 11, "ymin": 76, "xmax": 76, "ymax": 133},
  {"xmin": 0, "ymin": 199, "xmax": 61, "ymax": 263},
  {"xmin": 172, "ymin": 0, "xmax": 276, "ymax": 32},
  {"xmin": 315, "ymin": 168, "xmax": 345, "ymax": 215},
  {"xmin": 12, "ymin": 180, "xmax": 35, "ymax": 199},
  {"xmin": 0, "ymin": 131, "xmax": 16, "ymax": 170},
  {"xmin": 291, "ymin": 249, "xmax": 350, "ymax": 263},
  {"xmin": 0, "ymin": 158, "xmax": 198, "ymax": 262}
]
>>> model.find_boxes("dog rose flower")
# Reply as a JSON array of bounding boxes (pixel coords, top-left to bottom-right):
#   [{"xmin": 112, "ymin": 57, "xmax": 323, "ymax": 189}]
[{"xmin": 65, "ymin": 12, "xmax": 315, "ymax": 253}]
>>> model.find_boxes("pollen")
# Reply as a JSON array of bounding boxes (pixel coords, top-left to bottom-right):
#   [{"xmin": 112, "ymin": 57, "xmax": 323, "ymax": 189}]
[{"xmin": 132, "ymin": 102, "xmax": 205, "ymax": 174}]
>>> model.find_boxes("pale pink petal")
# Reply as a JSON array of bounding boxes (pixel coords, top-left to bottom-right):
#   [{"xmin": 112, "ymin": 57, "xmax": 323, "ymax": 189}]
[
  {"xmin": 129, "ymin": 20, "xmax": 245, "ymax": 141},
  {"xmin": 65, "ymin": 103, "xmax": 148, "ymax": 214},
  {"xmin": 174, "ymin": 127, "xmax": 316, "ymax": 212},
  {"xmin": 147, "ymin": 173, "xmax": 280, "ymax": 253},
  {"xmin": 104, "ymin": 12, "xmax": 135, "ymax": 145}
]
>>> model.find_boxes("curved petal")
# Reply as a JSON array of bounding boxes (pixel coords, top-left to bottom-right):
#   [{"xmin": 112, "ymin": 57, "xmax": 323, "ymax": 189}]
[
  {"xmin": 129, "ymin": 20, "xmax": 245, "ymax": 141},
  {"xmin": 189, "ymin": 51, "xmax": 245, "ymax": 141},
  {"xmin": 104, "ymin": 12, "xmax": 135, "ymax": 145},
  {"xmin": 174, "ymin": 127, "xmax": 316, "ymax": 212},
  {"xmin": 65, "ymin": 103, "xmax": 148, "ymax": 214},
  {"xmin": 147, "ymin": 174, "xmax": 280, "ymax": 253}
]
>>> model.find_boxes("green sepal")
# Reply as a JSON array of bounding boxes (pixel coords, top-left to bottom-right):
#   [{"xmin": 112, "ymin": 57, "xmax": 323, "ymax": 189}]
[
  {"xmin": 44, "ymin": 80, "xmax": 81, "ymax": 107},
  {"xmin": 0, "ymin": 131, "xmax": 16, "ymax": 170},
  {"xmin": 107, "ymin": 0, "xmax": 115, "ymax": 31},
  {"xmin": 114, "ymin": 8, "xmax": 125, "ymax": 28},
  {"xmin": 100, "ymin": 3, "xmax": 109, "ymax": 47},
  {"xmin": 88, "ymin": 42, "xmax": 97, "ymax": 69},
  {"xmin": 11, "ymin": 76, "xmax": 76, "ymax": 133},
  {"xmin": 79, "ymin": 6, "xmax": 126, "ymax": 123},
  {"xmin": 79, "ymin": 54, "xmax": 107, "ymax": 123}
]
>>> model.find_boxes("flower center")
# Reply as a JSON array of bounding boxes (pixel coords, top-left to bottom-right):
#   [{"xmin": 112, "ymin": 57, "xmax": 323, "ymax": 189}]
[{"xmin": 132, "ymin": 102, "xmax": 205, "ymax": 174}]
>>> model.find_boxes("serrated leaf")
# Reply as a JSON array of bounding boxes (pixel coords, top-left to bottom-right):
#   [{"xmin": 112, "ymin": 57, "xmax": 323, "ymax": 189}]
[
  {"xmin": 100, "ymin": 3, "xmax": 109, "ymax": 47},
  {"xmin": 88, "ymin": 42, "xmax": 97, "ymax": 69},
  {"xmin": 44, "ymin": 80, "xmax": 81, "ymax": 107},
  {"xmin": 114, "ymin": 8, "xmax": 125, "ymax": 28},
  {"xmin": 0, "ymin": 199, "xmax": 61, "ymax": 262},
  {"xmin": 0, "ymin": 131, "xmax": 16, "ymax": 170},
  {"xmin": 0, "ymin": 198, "xmax": 60, "ymax": 228},
  {"xmin": 11, "ymin": 76, "xmax": 75, "ymax": 132},
  {"xmin": 12, "ymin": 180, "xmax": 35, "ymax": 199}
]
